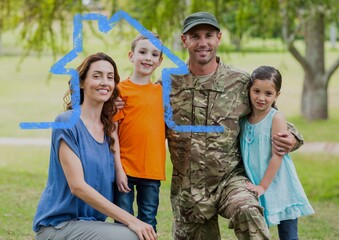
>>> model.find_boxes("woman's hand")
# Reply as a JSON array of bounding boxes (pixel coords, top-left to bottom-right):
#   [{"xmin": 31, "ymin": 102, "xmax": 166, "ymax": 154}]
[{"xmin": 128, "ymin": 219, "xmax": 158, "ymax": 240}]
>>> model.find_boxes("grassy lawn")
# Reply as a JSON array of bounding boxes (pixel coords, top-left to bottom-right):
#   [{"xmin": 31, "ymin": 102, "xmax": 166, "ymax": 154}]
[
  {"xmin": 1, "ymin": 25, "xmax": 338, "ymax": 138},
  {"xmin": 1, "ymin": 53, "xmax": 338, "ymax": 140},
  {"xmin": 0, "ymin": 146, "xmax": 338, "ymax": 240}
]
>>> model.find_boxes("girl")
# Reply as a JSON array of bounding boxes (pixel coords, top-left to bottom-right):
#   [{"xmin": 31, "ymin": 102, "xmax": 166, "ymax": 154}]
[
  {"xmin": 240, "ymin": 66, "xmax": 314, "ymax": 240},
  {"xmin": 32, "ymin": 52, "xmax": 157, "ymax": 240}
]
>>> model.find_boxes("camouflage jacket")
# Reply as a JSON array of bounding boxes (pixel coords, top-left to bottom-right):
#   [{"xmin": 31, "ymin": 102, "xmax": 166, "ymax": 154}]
[{"xmin": 167, "ymin": 57, "xmax": 251, "ymax": 223}]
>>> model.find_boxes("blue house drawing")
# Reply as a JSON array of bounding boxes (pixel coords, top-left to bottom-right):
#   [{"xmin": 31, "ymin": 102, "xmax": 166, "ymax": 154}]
[{"xmin": 19, "ymin": 10, "xmax": 223, "ymax": 133}]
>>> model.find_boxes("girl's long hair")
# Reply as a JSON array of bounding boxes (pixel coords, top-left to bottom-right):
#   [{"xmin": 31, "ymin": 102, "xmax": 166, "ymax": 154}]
[{"xmin": 63, "ymin": 52, "xmax": 120, "ymax": 152}]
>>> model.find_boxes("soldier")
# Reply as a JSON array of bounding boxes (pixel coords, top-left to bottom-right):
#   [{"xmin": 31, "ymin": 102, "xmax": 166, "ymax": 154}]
[{"xmin": 166, "ymin": 12, "xmax": 303, "ymax": 240}]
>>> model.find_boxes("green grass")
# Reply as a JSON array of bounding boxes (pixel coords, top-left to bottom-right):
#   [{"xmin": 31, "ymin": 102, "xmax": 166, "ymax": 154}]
[
  {"xmin": 0, "ymin": 146, "xmax": 338, "ymax": 240},
  {"xmin": 0, "ymin": 146, "xmax": 49, "ymax": 240},
  {"xmin": 288, "ymin": 114, "xmax": 339, "ymax": 142},
  {"xmin": 1, "ymin": 47, "xmax": 339, "ymax": 140}
]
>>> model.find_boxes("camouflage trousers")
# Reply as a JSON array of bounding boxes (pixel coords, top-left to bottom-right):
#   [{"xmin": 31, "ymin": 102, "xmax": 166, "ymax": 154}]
[{"xmin": 173, "ymin": 175, "xmax": 270, "ymax": 240}]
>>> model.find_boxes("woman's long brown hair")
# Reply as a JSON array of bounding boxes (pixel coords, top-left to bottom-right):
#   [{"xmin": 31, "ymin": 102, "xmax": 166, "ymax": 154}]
[{"xmin": 63, "ymin": 52, "xmax": 120, "ymax": 152}]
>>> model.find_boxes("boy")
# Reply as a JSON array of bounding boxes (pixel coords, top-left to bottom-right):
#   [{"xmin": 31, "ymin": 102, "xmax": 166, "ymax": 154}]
[{"xmin": 113, "ymin": 33, "xmax": 165, "ymax": 232}]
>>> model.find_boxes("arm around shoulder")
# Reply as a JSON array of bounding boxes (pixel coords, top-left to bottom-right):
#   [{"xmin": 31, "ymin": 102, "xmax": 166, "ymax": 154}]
[{"xmin": 287, "ymin": 121, "xmax": 304, "ymax": 151}]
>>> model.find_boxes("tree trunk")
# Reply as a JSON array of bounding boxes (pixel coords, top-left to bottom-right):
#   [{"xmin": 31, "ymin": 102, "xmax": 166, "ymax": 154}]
[
  {"xmin": 329, "ymin": 22, "xmax": 337, "ymax": 49},
  {"xmin": 301, "ymin": 10, "xmax": 328, "ymax": 120},
  {"xmin": 301, "ymin": 72, "xmax": 328, "ymax": 120}
]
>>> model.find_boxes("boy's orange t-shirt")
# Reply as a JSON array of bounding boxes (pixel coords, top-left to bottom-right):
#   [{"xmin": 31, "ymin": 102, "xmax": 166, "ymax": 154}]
[{"xmin": 114, "ymin": 78, "xmax": 166, "ymax": 180}]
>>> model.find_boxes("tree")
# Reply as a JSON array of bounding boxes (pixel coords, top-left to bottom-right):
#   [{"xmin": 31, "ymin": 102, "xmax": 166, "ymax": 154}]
[
  {"xmin": 279, "ymin": 0, "xmax": 338, "ymax": 120},
  {"xmin": 0, "ymin": 0, "xmax": 86, "ymax": 58}
]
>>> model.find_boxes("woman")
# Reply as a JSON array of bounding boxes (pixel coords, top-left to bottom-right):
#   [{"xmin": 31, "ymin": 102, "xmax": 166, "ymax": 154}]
[{"xmin": 33, "ymin": 52, "xmax": 157, "ymax": 240}]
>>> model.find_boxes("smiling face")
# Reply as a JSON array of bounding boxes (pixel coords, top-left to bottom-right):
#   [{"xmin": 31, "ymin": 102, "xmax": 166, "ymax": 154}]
[
  {"xmin": 129, "ymin": 39, "xmax": 163, "ymax": 77},
  {"xmin": 81, "ymin": 60, "xmax": 115, "ymax": 105},
  {"xmin": 249, "ymin": 79, "xmax": 280, "ymax": 114},
  {"xmin": 181, "ymin": 24, "xmax": 221, "ymax": 66}
]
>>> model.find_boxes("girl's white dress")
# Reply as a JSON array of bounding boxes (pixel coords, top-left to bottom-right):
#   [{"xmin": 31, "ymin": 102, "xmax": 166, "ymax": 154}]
[{"xmin": 240, "ymin": 108, "xmax": 314, "ymax": 226}]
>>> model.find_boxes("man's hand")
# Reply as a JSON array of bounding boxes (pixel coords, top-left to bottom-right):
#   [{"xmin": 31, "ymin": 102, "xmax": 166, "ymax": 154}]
[
  {"xmin": 115, "ymin": 97, "xmax": 125, "ymax": 110},
  {"xmin": 246, "ymin": 182, "xmax": 265, "ymax": 197},
  {"xmin": 272, "ymin": 131, "xmax": 296, "ymax": 156}
]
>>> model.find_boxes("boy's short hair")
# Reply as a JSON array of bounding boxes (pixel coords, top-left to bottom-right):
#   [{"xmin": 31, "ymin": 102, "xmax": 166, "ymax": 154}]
[{"xmin": 130, "ymin": 33, "xmax": 163, "ymax": 56}]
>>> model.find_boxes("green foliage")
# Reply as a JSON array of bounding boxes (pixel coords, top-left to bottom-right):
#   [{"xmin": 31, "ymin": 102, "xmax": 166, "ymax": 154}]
[
  {"xmin": 0, "ymin": 0, "xmax": 19, "ymax": 31},
  {"xmin": 190, "ymin": 0, "xmax": 214, "ymax": 13},
  {"xmin": 1, "ymin": 0, "xmax": 338, "ymax": 57},
  {"xmin": 19, "ymin": 0, "xmax": 84, "ymax": 58},
  {"xmin": 283, "ymin": 0, "xmax": 338, "ymax": 36},
  {"xmin": 123, "ymin": 0, "xmax": 187, "ymax": 43},
  {"xmin": 0, "ymin": 0, "xmax": 102, "ymax": 57}
]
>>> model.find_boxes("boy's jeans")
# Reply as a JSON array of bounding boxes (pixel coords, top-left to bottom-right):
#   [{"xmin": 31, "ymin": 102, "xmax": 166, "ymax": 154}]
[
  {"xmin": 114, "ymin": 176, "xmax": 161, "ymax": 232},
  {"xmin": 278, "ymin": 218, "xmax": 298, "ymax": 240}
]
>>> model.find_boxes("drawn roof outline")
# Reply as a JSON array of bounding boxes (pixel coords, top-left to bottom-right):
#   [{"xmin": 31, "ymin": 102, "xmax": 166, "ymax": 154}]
[{"xmin": 20, "ymin": 10, "xmax": 224, "ymax": 133}]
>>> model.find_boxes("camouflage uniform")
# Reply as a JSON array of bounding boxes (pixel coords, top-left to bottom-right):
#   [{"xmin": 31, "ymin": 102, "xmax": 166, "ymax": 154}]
[{"xmin": 167, "ymin": 57, "xmax": 270, "ymax": 240}]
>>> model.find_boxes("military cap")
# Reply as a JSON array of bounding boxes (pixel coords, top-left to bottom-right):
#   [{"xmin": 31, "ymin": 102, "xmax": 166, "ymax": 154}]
[{"xmin": 182, "ymin": 12, "xmax": 220, "ymax": 34}]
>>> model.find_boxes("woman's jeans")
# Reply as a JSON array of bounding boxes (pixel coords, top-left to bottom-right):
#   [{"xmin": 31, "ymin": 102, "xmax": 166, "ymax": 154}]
[{"xmin": 114, "ymin": 176, "xmax": 161, "ymax": 232}]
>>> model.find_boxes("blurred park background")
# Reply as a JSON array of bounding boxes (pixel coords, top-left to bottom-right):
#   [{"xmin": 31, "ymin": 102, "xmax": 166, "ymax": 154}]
[{"xmin": 0, "ymin": 0, "xmax": 338, "ymax": 239}]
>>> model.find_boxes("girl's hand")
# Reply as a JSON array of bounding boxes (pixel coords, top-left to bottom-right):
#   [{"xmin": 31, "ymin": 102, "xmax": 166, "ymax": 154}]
[
  {"xmin": 246, "ymin": 182, "xmax": 266, "ymax": 197},
  {"xmin": 116, "ymin": 169, "xmax": 131, "ymax": 193},
  {"xmin": 128, "ymin": 219, "xmax": 158, "ymax": 240}
]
